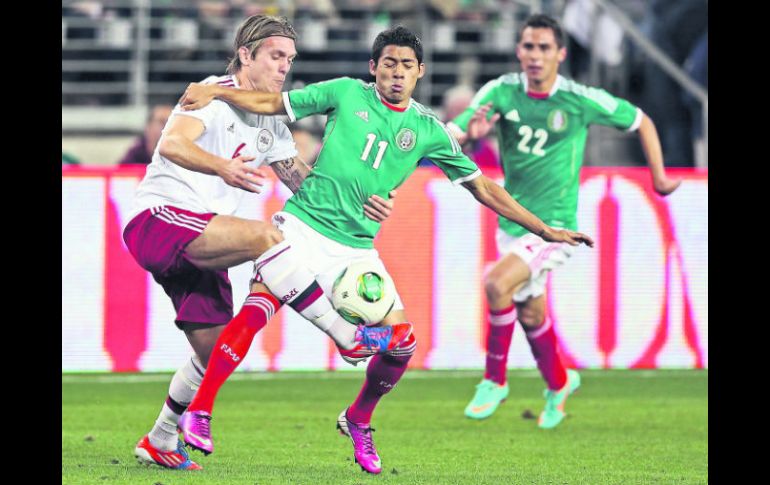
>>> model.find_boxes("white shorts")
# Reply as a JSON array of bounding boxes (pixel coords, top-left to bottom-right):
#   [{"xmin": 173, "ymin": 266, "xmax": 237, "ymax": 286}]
[
  {"xmin": 495, "ymin": 229, "xmax": 575, "ymax": 302},
  {"xmin": 271, "ymin": 211, "xmax": 405, "ymax": 311}
]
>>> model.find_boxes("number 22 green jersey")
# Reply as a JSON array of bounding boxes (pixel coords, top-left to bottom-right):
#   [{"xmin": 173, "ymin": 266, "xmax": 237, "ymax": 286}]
[
  {"xmin": 282, "ymin": 77, "xmax": 481, "ymax": 248},
  {"xmin": 451, "ymin": 73, "xmax": 642, "ymax": 237}
]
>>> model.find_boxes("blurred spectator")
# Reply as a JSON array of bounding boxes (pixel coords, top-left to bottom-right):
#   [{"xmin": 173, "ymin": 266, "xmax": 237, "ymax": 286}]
[
  {"xmin": 429, "ymin": 0, "xmax": 493, "ymax": 23},
  {"xmin": 562, "ymin": 0, "xmax": 625, "ymax": 82},
  {"xmin": 682, "ymin": 30, "xmax": 707, "ymax": 167},
  {"xmin": 640, "ymin": 0, "xmax": 707, "ymax": 167},
  {"xmin": 290, "ymin": 126, "xmax": 321, "ymax": 167},
  {"xmin": 196, "ymin": 1, "xmax": 230, "ymax": 59},
  {"xmin": 440, "ymin": 85, "xmax": 499, "ymax": 169},
  {"xmin": 293, "ymin": 0, "xmax": 339, "ymax": 21},
  {"xmin": 118, "ymin": 105, "xmax": 173, "ymax": 165}
]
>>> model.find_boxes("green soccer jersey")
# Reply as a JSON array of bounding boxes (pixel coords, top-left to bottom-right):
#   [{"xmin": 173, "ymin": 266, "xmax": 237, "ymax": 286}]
[
  {"xmin": 452, "ymin": 73, "xmax": 641, "ymax": 237},
  {"xmin": 283, "ymin": 77, "xmax": 481, "ymax": 248}
]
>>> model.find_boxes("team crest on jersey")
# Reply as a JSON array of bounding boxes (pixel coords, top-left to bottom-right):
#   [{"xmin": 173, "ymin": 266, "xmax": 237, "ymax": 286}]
[
  {"xmin": 257, "ymin": 129, "xmax": 274, "ymax": 152},
  {"xmin": 547, "ymin": 109, "xmax": 568, "ymax": 132},
  {"xmin": 395, "ymin": 128, "xmax": 416, "ymax": 151}
]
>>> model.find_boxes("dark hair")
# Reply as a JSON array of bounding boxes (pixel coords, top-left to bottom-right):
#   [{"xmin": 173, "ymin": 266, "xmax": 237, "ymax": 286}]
[
  {"xmin": 518, "ymin": 14, "xmax": 565, "ymax": 48},
  {"xmin": 371, "ymin": 25, "xmax": 423, "ymax": 65}
]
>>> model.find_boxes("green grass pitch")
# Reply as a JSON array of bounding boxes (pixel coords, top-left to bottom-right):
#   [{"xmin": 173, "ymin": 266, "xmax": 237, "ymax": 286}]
[{"xmin": 62, "ymin": 369, "xmax": 707, "ymax": 484}]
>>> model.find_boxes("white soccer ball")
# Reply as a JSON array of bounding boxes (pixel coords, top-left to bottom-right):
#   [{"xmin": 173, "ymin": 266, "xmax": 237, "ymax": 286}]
[{"xmin": 331, "ymin": 260, "xmax": 396, "ymax": 326}]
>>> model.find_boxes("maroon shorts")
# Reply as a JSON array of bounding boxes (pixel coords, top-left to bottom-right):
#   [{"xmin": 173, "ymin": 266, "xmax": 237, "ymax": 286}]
[{"xmin": 123, "ymin": 206, "xmax": 233, "ymax": 328}]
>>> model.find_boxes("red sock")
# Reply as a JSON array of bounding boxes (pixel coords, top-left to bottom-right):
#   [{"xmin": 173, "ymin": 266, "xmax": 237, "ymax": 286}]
[
  {"xmin": 484, "ymin": 304, "xmax": 517, "ymax": 385},
  {"xmin": 188, "ymin": 293, "xmax": 280, "ymax": 414},
  {"xmin": 347, "ymin": 348, "xmax": 413, "ymax": 425},
  {"xmin": 523, "ymin": 316, "xmax": 567, "ymax": 390}
]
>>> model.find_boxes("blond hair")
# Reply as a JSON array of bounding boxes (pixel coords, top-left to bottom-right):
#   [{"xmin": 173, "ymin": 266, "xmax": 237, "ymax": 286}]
[{"xmin": 226, "ymin": 15, "xmax": 297, "ymax": 75}]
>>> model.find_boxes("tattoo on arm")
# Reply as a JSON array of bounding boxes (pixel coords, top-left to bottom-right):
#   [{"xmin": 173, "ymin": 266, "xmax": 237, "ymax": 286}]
[{"xmin": 272, "ymin": 156, "xmax": 311, "ymax": 193}]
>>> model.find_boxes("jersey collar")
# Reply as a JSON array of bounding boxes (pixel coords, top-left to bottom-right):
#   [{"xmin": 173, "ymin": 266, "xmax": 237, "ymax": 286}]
[
  {"xmin": 373, "ymin": 84, "xmax": 412, "ymax": 112},
  {"xmin": 520, "ymin": 72, "xmax": 562, "ymax": 99},
  {"xmin": 221, "ymin": 73, "xmax": 241, "ymax": 89}
]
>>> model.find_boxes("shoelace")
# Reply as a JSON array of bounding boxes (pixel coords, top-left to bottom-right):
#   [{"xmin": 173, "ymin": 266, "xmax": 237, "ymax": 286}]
[
  {"xmin": 196, "ymin": 414, "xmax": 212, "ymax": 437},
  {"xmin": 175, "ymin": 441, "xmax": 190, "ymax": 457},
  {"xmin": 353, "ymin": 424, "xmax": 377, "ymax": 455}
]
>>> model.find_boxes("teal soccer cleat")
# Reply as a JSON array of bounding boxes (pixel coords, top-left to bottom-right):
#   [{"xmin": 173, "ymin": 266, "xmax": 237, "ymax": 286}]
[
  {"xmin": 464, "ymin": 379, "xmax": 510, "ymax": 419},
  {"xmin": 538, "ymin": 369, "xmax": 581, "ymax": 429}
]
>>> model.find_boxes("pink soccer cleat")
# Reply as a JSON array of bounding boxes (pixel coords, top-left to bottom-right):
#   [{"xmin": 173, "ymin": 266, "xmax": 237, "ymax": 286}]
[
  {"xmin": 134, "ymin": 435, "xmax": 202, "ymax": 470},
  {"xmin": 336, "ymin": 409, "xmax": 382, "ymax": 474},
  {"xmin": 338, "ymin": 322, "xmax": 416, "ymax": 365},
  {"xmin": 178, "ymin": 410, "xmax": 214, "ymax": 455}
]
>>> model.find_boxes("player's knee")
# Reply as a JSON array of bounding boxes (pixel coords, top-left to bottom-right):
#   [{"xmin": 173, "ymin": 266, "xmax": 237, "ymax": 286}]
[
  {"xmin": 250, "ymin": 223, "xmax": 284, "ymax": 257},
  {"xmin": 516, "ymin": 305, "xmax": 544, "ymax": 329},
  {"xmin": 484, "ymin": 275, "xmax": 511, "ymax": 302}
]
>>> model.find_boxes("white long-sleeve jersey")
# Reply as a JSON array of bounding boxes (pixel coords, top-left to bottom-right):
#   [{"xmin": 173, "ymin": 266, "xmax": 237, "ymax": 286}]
[{"xmin": 127, "ymin": 74, "xmax": 297, "ymax": 223}]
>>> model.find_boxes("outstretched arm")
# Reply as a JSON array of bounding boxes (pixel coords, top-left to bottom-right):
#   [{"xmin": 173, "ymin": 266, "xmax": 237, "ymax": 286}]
[
  {"xmin": 637, "ymin": 113, "xmax": 681, "ymax": 196},
  {"xmin": 179, "ymin": 83, "xmax": 286, "ymax": 115},
  {"xmin": 462, "ymin": 175, "xmax": 594, "ymax": 247}
]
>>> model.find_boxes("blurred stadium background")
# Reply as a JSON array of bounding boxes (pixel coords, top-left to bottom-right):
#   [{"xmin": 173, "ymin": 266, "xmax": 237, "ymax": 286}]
[{"xmin": 61, "ymin": 0, "xmax": 707, "ymax": 373}]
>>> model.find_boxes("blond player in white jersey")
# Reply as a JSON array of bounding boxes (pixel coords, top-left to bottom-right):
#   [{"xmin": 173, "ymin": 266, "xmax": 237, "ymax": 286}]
[
  {"xmin": 128, "ymin": 73, "xmax": 297, "ymax": 220},
  {"xmin": 126, "ymin": 15, "xmax": 402, "ymax": 471}
]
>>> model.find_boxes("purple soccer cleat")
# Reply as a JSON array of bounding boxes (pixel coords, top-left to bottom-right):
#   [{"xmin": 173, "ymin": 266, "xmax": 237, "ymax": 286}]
[
  {"xmin": 336, "ymin": 408, "xmax": 382, "ymax": 474},
  {"xmin": 178, "ymin": 410, "xmax": 214, "ymax": 455}
]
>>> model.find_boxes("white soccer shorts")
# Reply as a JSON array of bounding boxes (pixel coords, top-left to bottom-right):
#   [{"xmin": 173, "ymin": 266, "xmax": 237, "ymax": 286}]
[
  {"xmin": 495, "ymin": 228, "xmax": 575, "ymax": 302},
  {"xmin": 270, "ymin": 211, "xmax": 405, "ymax": 311}
]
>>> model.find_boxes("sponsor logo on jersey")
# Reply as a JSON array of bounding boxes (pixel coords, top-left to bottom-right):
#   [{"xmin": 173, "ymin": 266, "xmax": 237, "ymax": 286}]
[
  {"xmin": 395, "ymin": 128, "xmax": 417, "ymax": 151},
  {"xmin": 547, "ymin": 109, "xmax": 568, "ymax": 132},
  {"xmin": 227, "ymin": 122, "xmax": 235, "ymax": 133},
  {"xmin": 257, "ymin": 129, "xmax": 274, "ymax": 152},
  {"xmin": 505, "ymin": 109, "xmax": 520, "ymax": 122},
  {"xmin": 355, "ymin": 110, "xmax": 369, "ymax": 122}
]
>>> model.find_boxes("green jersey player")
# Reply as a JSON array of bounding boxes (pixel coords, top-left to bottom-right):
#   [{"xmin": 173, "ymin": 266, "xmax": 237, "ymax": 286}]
[
  {"xmin": 179, "ymin": 25, "xmax": 592, "ymax": 473},
  {"xmin": 449, "ymin": 14, "xmax": 681, "ymax": 428}
]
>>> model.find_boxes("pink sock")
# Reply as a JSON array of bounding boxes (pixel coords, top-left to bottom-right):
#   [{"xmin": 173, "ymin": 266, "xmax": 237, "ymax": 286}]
[
  {"xmin": 484, "ymin": 304, "xmax": 516, "ymax": 385},
  {"xmin": 188, "ymin": 293, "xmax": 279, "ymax": 414},
  {"xmin": 523, "ymin": 316, "xmax": 567, "ymax": 390},
  {"xmin": 347, "ymin": 353, "xmax": 411, "ymax": 425}
]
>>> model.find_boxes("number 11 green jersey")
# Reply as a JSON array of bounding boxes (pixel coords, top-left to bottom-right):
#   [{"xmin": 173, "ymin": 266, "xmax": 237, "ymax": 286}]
[
  {"xmin": 282, "ymin": 77, "xmax": 481, "ymax": 248},
  {"xmin": 451, "ymin": 73, "xmax": 642, "ymax": 237}
]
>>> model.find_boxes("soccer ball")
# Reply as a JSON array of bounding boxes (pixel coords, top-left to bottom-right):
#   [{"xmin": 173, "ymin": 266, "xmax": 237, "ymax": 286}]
[{"xmin": 331, "ymin": 260, "xmax": 396, "ymax": 326}]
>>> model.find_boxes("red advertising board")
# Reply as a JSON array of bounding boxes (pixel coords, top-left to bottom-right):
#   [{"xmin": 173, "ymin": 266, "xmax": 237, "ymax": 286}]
[{"xmin": 62, "ymin": 166, "xmax": 707, "ymax": 372}]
